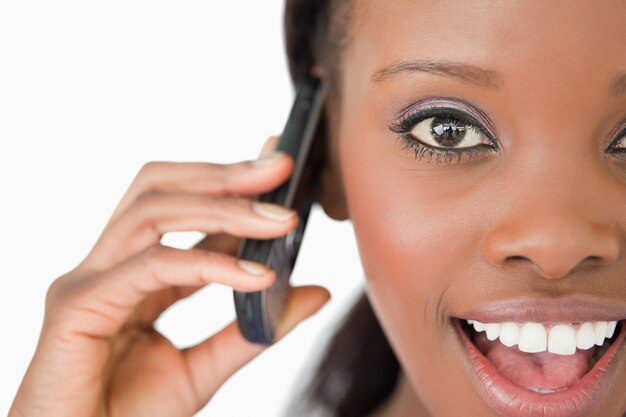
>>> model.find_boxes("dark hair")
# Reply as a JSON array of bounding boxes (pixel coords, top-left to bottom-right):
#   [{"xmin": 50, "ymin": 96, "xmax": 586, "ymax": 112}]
[{"xmin": 283, "ymin": 1, "xmax": 401, "ymax": 416}]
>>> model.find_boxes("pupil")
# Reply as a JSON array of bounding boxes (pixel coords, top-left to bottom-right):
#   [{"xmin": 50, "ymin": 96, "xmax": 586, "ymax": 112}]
[{"xmin": 431, "ymin": 117, "xmax": 466, "ymax": 146}]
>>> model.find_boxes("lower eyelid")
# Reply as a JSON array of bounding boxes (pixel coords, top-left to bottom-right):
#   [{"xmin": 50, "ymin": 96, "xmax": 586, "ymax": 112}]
[{"xmin": 397, "ymin": 134, "xmax": 496, "ymax": 165}]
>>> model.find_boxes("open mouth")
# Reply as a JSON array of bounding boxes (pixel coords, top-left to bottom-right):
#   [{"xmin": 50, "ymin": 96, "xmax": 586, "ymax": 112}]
[{"xmin": 453, "ymin": 316, "xmax": 626, "ymax": 417}]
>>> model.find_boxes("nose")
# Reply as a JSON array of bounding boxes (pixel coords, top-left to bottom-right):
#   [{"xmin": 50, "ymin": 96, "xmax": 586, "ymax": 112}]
[{"xmin": 482, "ymin": 192, "xmax": 622, "ymax": 280}]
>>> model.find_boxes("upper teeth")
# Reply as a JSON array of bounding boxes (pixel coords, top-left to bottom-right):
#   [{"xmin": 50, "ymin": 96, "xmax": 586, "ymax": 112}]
[{"xmin": 466, "ymin": 320, "xmax": 618, "ymax": 356}]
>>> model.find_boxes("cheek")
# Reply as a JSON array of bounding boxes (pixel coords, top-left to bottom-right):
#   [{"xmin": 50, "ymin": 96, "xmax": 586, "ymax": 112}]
[
  {"xmin": 340, "ymin": 123, "xmax": 478, "ymax": 329},
  {"xmin": 338, "ymin": 120, "xmax": 491, "ymax": 412}
]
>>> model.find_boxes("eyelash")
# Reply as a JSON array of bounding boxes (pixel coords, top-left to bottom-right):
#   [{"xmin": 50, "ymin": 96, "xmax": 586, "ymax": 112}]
[
  {"xmin": 389, "ymin": 107, "xmax": 626, "ymax": 165},
  {"xmin": 609, "ymin": 125, "xmax": 626, "ymax": 159},
  {"xmin": 388, "ymin": 107, "xmax": 499, "ymax": 165}
]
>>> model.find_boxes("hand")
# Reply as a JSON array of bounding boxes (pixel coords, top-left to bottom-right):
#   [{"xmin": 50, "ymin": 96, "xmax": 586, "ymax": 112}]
[{"xmin": 9, "ymin": 136, "xmax": 331, "ymax": 417}]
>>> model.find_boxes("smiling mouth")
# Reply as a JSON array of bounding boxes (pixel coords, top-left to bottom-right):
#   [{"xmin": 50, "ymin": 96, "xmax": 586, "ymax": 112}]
[
  {"xmin": 459, "ymin": 319, "xmax": 621, "ymax": 393},
  {"xmin": 451, "ymin": 299, "xmax": 626, "ymax": 417}
]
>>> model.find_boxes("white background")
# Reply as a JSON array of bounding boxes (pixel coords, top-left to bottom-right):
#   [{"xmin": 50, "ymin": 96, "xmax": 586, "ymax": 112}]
[{"xmin": 0, "ymin": 1, "xmax": 364, "ymax": 416}]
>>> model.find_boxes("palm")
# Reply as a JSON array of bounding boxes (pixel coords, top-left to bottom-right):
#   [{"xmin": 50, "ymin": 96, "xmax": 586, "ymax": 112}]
[
  {"xmin": 80, "ymin": 283, "xmax": 199, "ymax": 416},
  {"xmin": 101, "ymin": 235, "xmax": 240, "ymax": 416},
  {"xmin": 105, "ymin": 323, "xmax": 199, "ymax": 417}
]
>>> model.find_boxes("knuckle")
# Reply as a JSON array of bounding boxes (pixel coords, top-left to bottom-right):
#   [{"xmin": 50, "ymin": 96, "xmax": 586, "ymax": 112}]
[
  {"xmin": 201, "ymin": 249, "xmax": 230, "ymax": 271},
  {"xmin": 220, "ymin": 194, "xmax": 248, "ymax": 212},
  {"xmin": 44, "ymin": 276, "xmax": 65, "ymax": 309},
  {"xmin": 133, "ymin": 162, "xmax": 161, "ymax": 187},
  {"xmin": 135, "ymin": 245, "xmax": 172, "ymax": 284},
  {"xmin": 134, "ymin": 189, "xmax": 162, "ymax": 206},
  {"xmin": 138, "ymin": 161, "xmax": 163, "ymax": 177},
  {"xmin": 139, "ymin": 244, "xmax": 169, "ymax": 267},
  {"xmin": 135, "ymin": 161, "xmax": 173, "ymax": 189},
  {"xmin": 216, "ymin": 197, "xmax": 251, "ymax": 233},
  {"xmin": 201, "ymin": 249, "xmax": 220, "ymax": 265},
  {"xmin": 215, "ymin": 163, "xmax": 236, "ymax": 195},
  {"xmin": 201, "ymin": 195, "xmax": 242, "ymax": 224},
  {"xmin": 198, "ymin": 193, "xmax": 219, "ymax": 210},
  {"xmin": 186, "ymin": 249, "xmax": 228, "ymax": 284},
  {"xmin": 129, "ymin": 190, "xmax": 162, "ymax": 219},
  {"xmin": 44, "ymin": 272, "xmax": 76, "ymax": 313}
]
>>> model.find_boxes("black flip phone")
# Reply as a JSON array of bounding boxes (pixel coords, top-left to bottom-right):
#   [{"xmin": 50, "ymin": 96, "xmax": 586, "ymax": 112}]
[{"xmin": 233, "ymin": 76, "xmax": 326, "ymax": 344}]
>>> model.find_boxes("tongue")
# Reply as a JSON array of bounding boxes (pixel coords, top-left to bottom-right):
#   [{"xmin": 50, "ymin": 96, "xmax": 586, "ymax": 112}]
[{"xmin": 474, "ymin": 332, "xmax": 596, "ymax": 391}]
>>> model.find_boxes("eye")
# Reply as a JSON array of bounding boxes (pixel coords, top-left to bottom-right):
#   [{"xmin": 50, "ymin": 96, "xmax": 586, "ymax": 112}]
[
  {"xmin": 389, "ymin": 104, "xmax": 499, "ymax": 164},
  {"xmin": 409, "ymin": 116, "xmax": 491, "ymax": 149},
  {"xmin": 609, "ymin": 131, "xmax": 626, "ymax": 157},
  {"xmin": 605, "ymin": 120, "xmax": 626, "ymax": 160}
]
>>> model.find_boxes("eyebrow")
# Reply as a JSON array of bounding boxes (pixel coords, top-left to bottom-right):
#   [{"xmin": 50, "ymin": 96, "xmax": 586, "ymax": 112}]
[
  {"xmin": 370, "ymin": 59, "xmax": 504, "ymax": 89},
  {"xmin": 373, "ymin": 60, "xmax": 626, "ymax": 97}
]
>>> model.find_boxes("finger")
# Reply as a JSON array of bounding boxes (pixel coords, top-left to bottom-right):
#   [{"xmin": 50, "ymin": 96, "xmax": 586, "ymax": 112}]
[
  {"xmin": 48, "ymin": 245, "xmax": 277, "ymax": 339},
  {"xmin": 274, "ymin": 285, "xmax": 332, "ymax": 340},
  {"xmin": 259, "ymin": 135, "xmax": 279, "ymax": 156},
  {"xmin": 106, "ymin": 140, "xmax": 293, "ymax": 226},
  {"xmin": 182, "ymin": 285, "xmax": 331, "ymax": 403},
  {"xmin": 87, "ymin": 193, "xmax": 298, "ymax": 268},
  {"xmin": 188, "ymin": 135, "xmax": 281, "ymax": 251},
  {"xmin": 124, "ymin": 284, "xmax": 204, "ymax": 328}
]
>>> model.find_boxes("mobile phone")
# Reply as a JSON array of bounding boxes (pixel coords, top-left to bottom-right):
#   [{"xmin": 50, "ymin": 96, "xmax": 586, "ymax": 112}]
[{"xmin": 233, "ymin": 76, "xmax": 326, "ymax": 345}]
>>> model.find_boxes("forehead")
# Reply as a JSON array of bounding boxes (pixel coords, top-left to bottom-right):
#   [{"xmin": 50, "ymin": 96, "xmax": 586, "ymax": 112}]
[
  {"xmin": 352, "ymin": 1, "xmax": 626, "ymax": 52},
  {"xmin": 347, "ymin": 1, "xmax": 626, "ymax": 89}
]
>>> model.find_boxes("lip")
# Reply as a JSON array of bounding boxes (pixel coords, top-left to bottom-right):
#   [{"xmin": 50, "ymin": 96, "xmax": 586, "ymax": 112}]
[
  {"xmin": 458, "ymin": 294, "xmax": 626, "ymax": 323},
  {"xmin": 453, "ymin": 316, "xmax": 626, "ymax": 417}
]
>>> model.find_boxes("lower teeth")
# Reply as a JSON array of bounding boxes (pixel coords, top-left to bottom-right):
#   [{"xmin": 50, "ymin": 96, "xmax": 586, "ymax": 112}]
[{"xmin": 528, "ymin": 387, "xmax": 568, "ymax": 394}]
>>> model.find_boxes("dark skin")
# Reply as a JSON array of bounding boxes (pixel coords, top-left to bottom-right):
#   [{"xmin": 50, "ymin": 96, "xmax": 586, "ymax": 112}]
[
  {"xmin": 9, "ymin": 1, "xmax": 626, "ymax": 416},
  {"xmin": 318, "ymin": 0, "xmax": 626, "ymax": 415}
]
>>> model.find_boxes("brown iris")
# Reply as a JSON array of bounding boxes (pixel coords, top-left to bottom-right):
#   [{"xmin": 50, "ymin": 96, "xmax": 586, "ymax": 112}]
[{"xmin": 431, "ymin": 117, "xmax": 467, "ymax": 146}]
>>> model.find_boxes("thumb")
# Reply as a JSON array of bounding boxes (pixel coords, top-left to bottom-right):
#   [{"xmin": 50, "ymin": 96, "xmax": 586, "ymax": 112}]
[
  {"xmin": 182, "ymin": 285, "xmax": 330, "ymax": 406},
  {"xmin": 274, "ymin": 285, "xmax": 332, "ymax": 340}
]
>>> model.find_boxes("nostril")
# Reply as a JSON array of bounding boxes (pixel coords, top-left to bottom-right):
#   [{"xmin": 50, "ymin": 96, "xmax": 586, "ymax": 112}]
[
  {"xmin": 482, "ymin": 219, "xmax": 621, "ymax": 275},
  {"xmin": 579, "ymin": 255, "xmax": 613, "ymax": 269},
  {"xmin": 506, "ymin": 255, "xmax": 527, "ymax": 262}
]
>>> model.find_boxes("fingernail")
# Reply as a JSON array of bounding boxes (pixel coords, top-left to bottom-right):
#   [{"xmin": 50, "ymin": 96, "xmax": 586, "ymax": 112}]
[
  {"xmin": 238, "ymin": 259, "xmax": 268, "ymax": 276},
  {"xmin": 253, "ymin": 151, "xmax": 284, "ymax": 167},
  {"xmin": 253, "ymin": 202, "xmax": 296, "ymax": 221}
]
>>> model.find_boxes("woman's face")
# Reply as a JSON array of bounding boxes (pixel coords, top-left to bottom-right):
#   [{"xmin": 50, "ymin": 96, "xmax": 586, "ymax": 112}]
[{"xmin": 333, "ymin": 1, "xmax": 626, "ymax": 415}]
